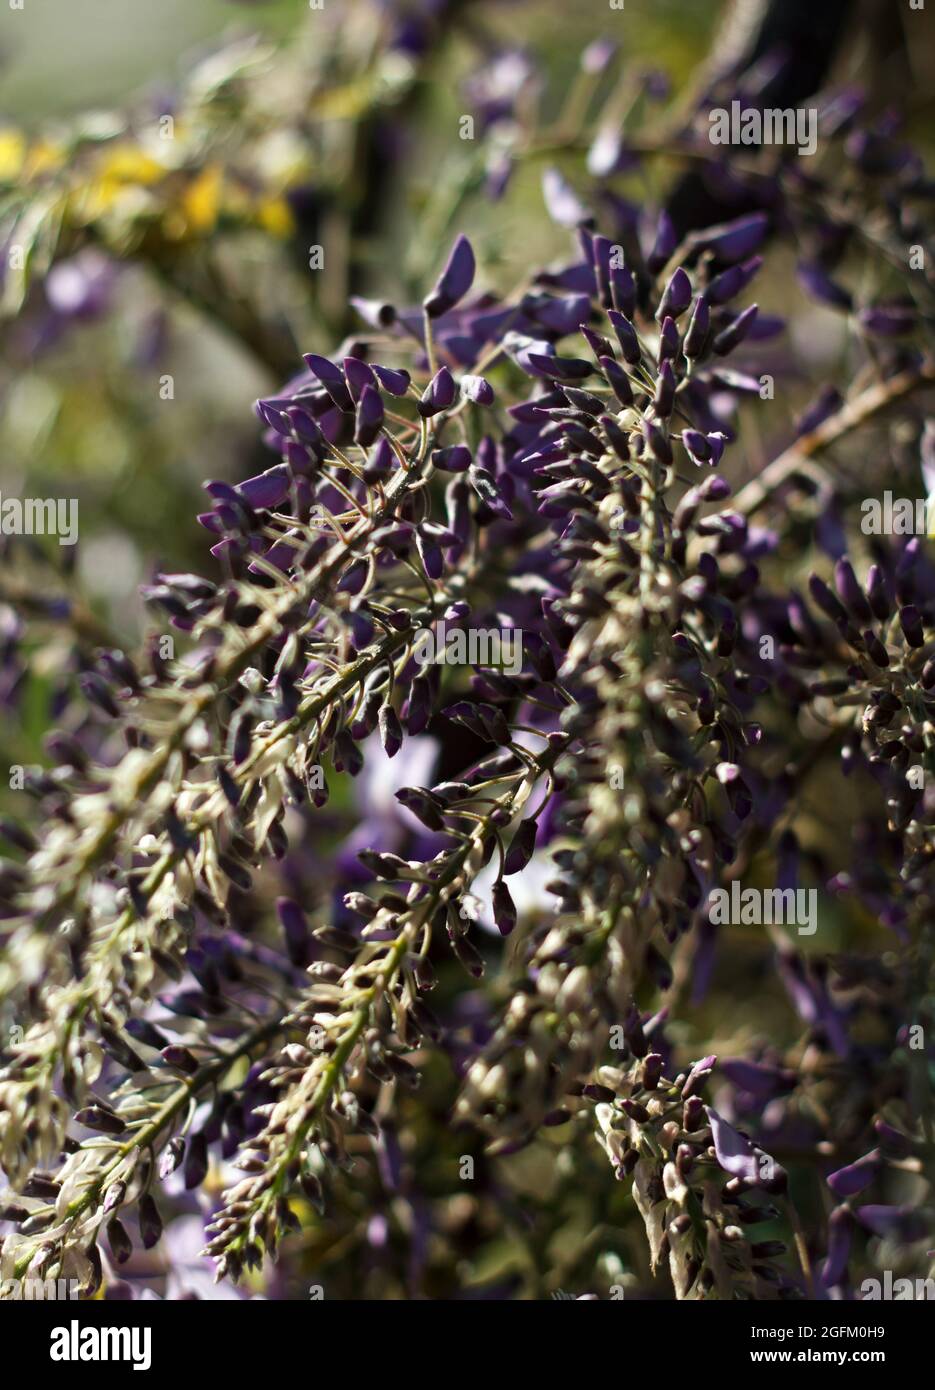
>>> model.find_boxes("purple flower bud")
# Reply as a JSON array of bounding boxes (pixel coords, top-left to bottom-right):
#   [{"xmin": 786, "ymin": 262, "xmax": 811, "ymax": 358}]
[
  {"xmin": 647, "ymin": 209, "xmax": 676, "ymax": 275},
  {"xmin": 834, "ymin": 558, "xmax": 872, "ymax": 622},
  {"xmin": 139, "ymin": 1194, "xmax": 163, "ymax": 1250},
  {"xmin": 653, "ymin": 359, "xmax": 676, "ymax": 417},
  {"xmin": 821, "ymin": 1205, "xmax": 854, "ymax": 1288},
  {"xmin": 690, "ymin": 213, "xmax": 769, "ymax": 264},
  {"xmin": 656, "ymin": 266, "xmax": 692, "ymax": 321},
  {"xmin": 712, "ymin": 304, "xmax": 758, "ymax": 356},
  {"xmin": 607, "ymin": 309, "xmax": 642, "ymax": 364},
  {"xmin": 492, "ymin": 879, "xmax": 517, "ymax": 935},
  {"xmin": 899, "ymin": 604, "xmax": 925, "ymax": 648},
  {"xmin": 658, "ymin": 315, "xmax": 680, "ymax": 363},
  {"xmin": 599, "ymin": 355, "xmax": 633, "ymax": 407},
  {"xmin": 797, "ymin": 263, "xmax": 853, "ymax": 311},
  {"xmin": 361, "ymin": 436, "xmax": 393, "ymax": 485},
  {"xmin": 857, "ymin": 304, "xmax": 916, "ymax": 337},
  {"xmin": 372, "ymin": 364, "xmax": 411, "ymax": 396},
  {"xmin": 418, "ymin": 366, "xmax": 456, "ymax": 417},
  {"xmin": 238, "ymin": 464, "xmax": 291, "ymax": 511},
  {"xmin": 343, "ymin": 355, "xmax": 378, "ymax": 402},
  {"xmin": 423, "ymin": 233, "xmax": 476, "ymax": 318},
  {"xmin": 827, "ymin": 1149, "xmax": 880, "ymax": 1198},
  {"xmin": 707, "ymin": 257, "xmax": 762, "ymax": 305},
  {"xmin": 526, "ymin": 352, "xmax": 593, "ymax": 382},
  {"xmin": 431, "ymin": 445, "xmax": 472, "ymax": 472},
  {"xmin": 184, "ymin": 1131, "xmax": 208, "ymax": 1189},
  {"xmin": 302, "ymin": 352, "xmax": 354, "ymax": 412},
  {"xmin": 682, "ymin": 295, "xmax": 710, "ymax": 358},
  {"xmin": 354, "ymin": 383, "xmax": 384, "ymax": 448},
  {"xmin": 504, "ymin": 818, "xmax": 537, "ymax": 874},
  {"xmin": 107, "ymin": 1217, "xmax": 133, "ymax": 1265},
  {"xmin": 379, "ymin": 704, "xmax": 403, "ymax": 758}
]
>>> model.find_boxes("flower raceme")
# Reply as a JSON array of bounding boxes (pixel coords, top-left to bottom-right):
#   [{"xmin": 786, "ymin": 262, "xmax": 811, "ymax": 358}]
[{"xmin": 0, "ymin": 64, "xmax": 933, "ymax": 1303}]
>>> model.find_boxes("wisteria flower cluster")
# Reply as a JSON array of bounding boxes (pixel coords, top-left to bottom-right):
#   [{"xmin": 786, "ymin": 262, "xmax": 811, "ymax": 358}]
[{"xmin": 0, "ymin": 2, "xmax": 934, "ymax": 1302}]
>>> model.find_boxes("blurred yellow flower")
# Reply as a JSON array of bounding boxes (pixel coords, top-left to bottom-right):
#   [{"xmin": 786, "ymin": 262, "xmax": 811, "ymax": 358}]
[{"xmin": 179, "ymin": 164, "xmax": 223, "ymax": 236}]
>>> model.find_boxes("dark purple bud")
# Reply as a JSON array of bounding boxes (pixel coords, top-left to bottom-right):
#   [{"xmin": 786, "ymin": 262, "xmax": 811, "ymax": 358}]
[
  {"xmin": 107, "ymin": 1218, "xmax": 132, "ymax": 1265},
  {"xmin": 599, "ymin": 356, "xmax": 632, "ymax": 408},
  {"xmin": 431, "ymin": 445, "xmax": 472, "ymax": 473},
  {"xmin": 834, "ymin": 558, "xmax": 872, "ymax": 623},
  {"xmin": 653, "ymin": 360, "xmax": 676, "ymax": 418},
  {"xmin": 379, "ymin": 704, "xmax": 403, "ymax": 758},
  {"xmin": 682, "ymin": 295, "xmax": 710, "ymax": 358},
  {"xmin": 334, "ymin": 729, "xmax": 364, "ymax": 774},
  {"xmin": 607, "ymin": 309, "xmax": 641, "ymax": 364},
  {"xmin": 395, "ymin": 786, "xmax": 445, "ymax": 831},
  {"xmin": 808, "ymin": 574, "xmax": 848, "ymax": 625},
  {"xmin": 820, "ymin": 1205, "xmax": 853, "ymax": 1289},
  {"xmin": 681, "ymin": 429, "xmax": 711, "ymax": 465},
  {"xmin": 797, "ymin": 263, "xmax": 853, "ymax": 312},
  {"xmin": 872, "ymin": 1118, "xmax": 911, "ymax": 1157},
  {"xmin": 712, "ymin": 304, "xmax": 758, "ymax": 355},
  {"xmin": 643, "ymin": 419, "xmax": 672, "ymax": 466},
  {"xmin": 857, "ymin": 304, "xmax": 916, "ymax": 337},
  {"xmin": 418, "ymin": 366, "xmax": 456, "ymax": 417},
  {"xmin": 526, "ymin": 352, "xmax": 593, "ymax": 382},
  {"xmin": 855, "ymin": 1205, "xmax": 928, "ymax": 1241},
  {"xmin": 372, "ymin": 364, "xmax": 411, "ymax": 396},
  {"xmin": 707, "ymin": 257, "xmax": 762, "ymax": 306},
  {"xmin": 610, "ymin": 263, "xmax": 636, "ymax": 317},
  {"xmin": 139, "ymin": 1194, "xmax": 163, "ymax": 1250},
  {"xmin": 719, "ymin": 1059, "xmax": 795, "ymax": 1099},
  {"xmin": 690, "ymin": 213, "xmax": 769, "ymax": 264},
  {"xmin": 423, "ymin": 234, "xmax": 475, "ymax": 318},
  {"xmin": 161, "ymin": 1045, "xmax": 199, "ymax": 1075},
  {"xmin": 863, "ymin": 629, "xmax": 890, "ymax": 667},
  {"xmin": 647, "ymin": 209, "xmax": 676, "ymax": 274},
  {"xmin": 682, "ymin": 1055, "xmax": 717, "ymax": 1098},
  {"xmin": 302, "ymin": 352, "xmax": 354, "ymax": 412},
  {"xmin": 865, "ymin": 563, "xmax": 891, "ymax": 622},
  {"xmin": 80, "ymin": 672, "xmax": 119, "ymax": 718},
  {"xmin": 656, "ymin": 266, "xmax": 692, "ymax": 321},
  {"xmin": 492, "ymin": 879, "xmax": 517, "ymax": 936},
  {"xmin": 657, "ymin": 315, "xmax": 680, "ymax": 363},
  {"xmin": 238, "ymin": 464, "xmax": 291, "ymax": 511},
  {"xmin": 827, "ymin": 1149, "xmax": 880, "ymax": 1198},
  {"xmin": 184, "ymin": 1131, "xmax": 208, "ymax": 1189},
  {"xmin": 364, "ymin": 436, "xmax": 395, "ymax": 484},
  {"xmin": 74, "ymin": 1105, "xmax": 125, "ymax": 1136},
  {"xmin": 504, "ymin": 818, "xmax": 537, "ymax": 875},
  {"xmin": 899, "ymin": 605, "xmax": 925, "ymax": 648},
  {"xmin": 354, "ymin": 384, "xmax": 384, "ymax": 448},
  {"xmin": 343, "ymin": 356, "xmax": 378, "ymax": 401}
]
